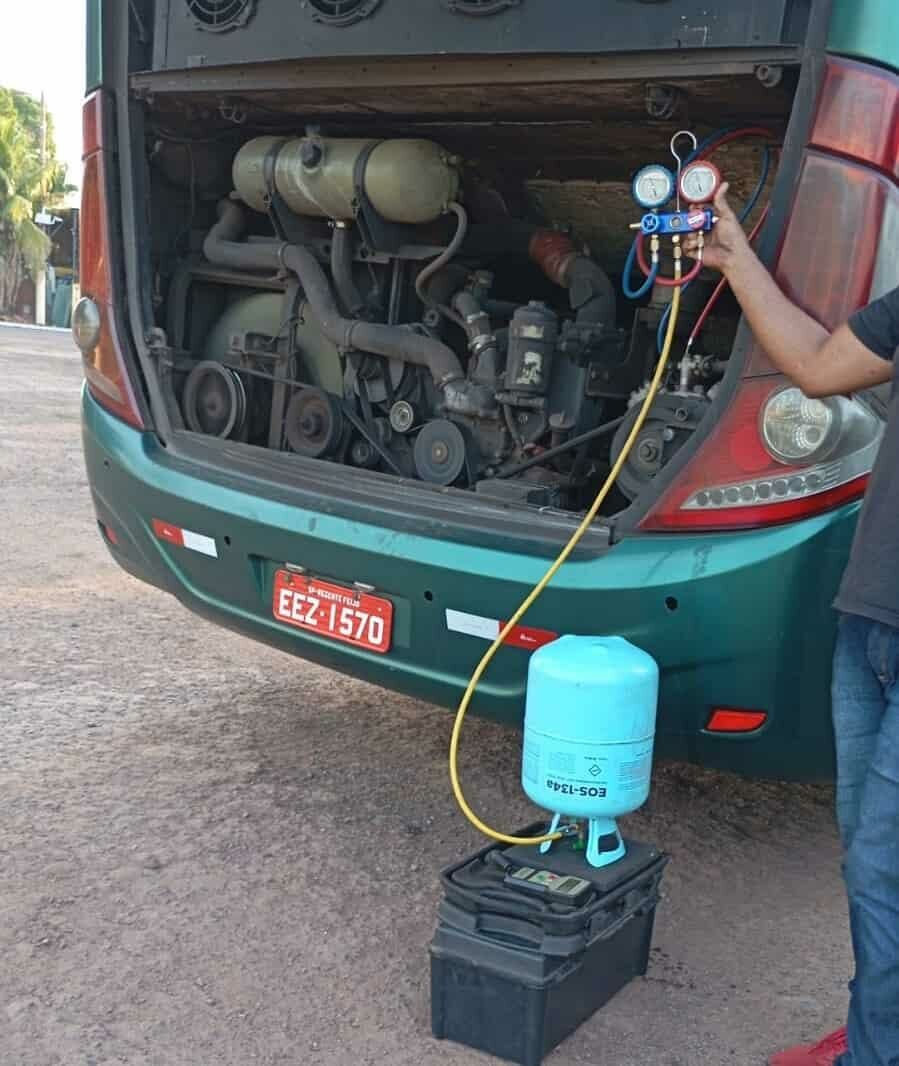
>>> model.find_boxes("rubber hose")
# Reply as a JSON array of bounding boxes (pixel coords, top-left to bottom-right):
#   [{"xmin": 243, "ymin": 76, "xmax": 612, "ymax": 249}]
[
  {"xmin": 452, "ymin": 290, "xmax": 500, "ymax": 388},
  {"xmin": 330, "ymin": 224, "xmax": 366, "ymax": 318},
  {"xmin": 529, "ymin": 230, "xmax": 615, "ymax": 324},
  {"xmin": 202, "ymin": 199, "xmax": 286, "ymax": 273},
  {"xmin": 203, "ymin": 200, "xmax": 466, "ymax": 387},
  {"xmin": 622, "ymin": 235, "xmax": 657, "ymax": 300},
  {"xmin": 452, "ymin": 290, "xmax": 481, "ymax": 324},
  {"xmin": 415, "ymin": 202, "xmax": 469, "ymax": 314},
  {"xmin": 564, "ymin": 254, "xmax": 616, "ymax": 324},
  {"xmin": 281, "ymin": 244, "xmax": 465, "ymax": 386}
]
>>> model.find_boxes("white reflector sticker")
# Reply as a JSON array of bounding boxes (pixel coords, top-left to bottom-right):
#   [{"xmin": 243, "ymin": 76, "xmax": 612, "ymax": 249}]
[
  {"xmin": 181, "ymin": 529, "xmax": 218, "ymax": 558},
  {"xmin": 445, "ymin": 609, "xmax": 500, "ymax": 640}
]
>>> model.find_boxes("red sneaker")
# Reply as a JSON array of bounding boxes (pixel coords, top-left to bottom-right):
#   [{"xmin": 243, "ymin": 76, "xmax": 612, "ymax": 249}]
[{"xmin": 769, "ymin": 1027, "xmax": 848, "ymax": 1066}]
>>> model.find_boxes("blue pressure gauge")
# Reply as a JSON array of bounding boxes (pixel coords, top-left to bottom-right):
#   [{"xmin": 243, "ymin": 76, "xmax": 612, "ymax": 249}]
[{"xmin": 632, "ymin": 164, "xmax": 675, "ymax": 210}]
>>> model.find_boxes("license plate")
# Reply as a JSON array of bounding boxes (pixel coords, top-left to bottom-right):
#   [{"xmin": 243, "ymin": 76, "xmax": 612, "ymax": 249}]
[{"xmin": 272, "ymin": 570, "xmax": 393, "ymax": 654}]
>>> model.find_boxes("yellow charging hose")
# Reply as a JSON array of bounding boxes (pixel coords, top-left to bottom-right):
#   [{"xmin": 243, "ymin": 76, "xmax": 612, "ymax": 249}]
[{"xmin": 449, "ymin": 261, "xmax": 685, "ymax": 846}]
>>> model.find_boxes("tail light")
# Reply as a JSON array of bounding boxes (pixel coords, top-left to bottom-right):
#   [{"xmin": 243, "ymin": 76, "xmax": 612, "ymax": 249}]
[
  {"xmin": 643, "ymin": 376, "xmax": 881, "ymax": 531},
  {"xmin": 76, "ymin": 93, "xmax": 145, "ymax": 429},
  {"xmin": 641, "ymin": 57, "xmax": 899, "ymax": 532}
]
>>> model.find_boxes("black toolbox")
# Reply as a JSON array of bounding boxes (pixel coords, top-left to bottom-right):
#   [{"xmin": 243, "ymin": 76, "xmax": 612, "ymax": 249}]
[{"xmin": 430, "ymin": 825, "xmax": 668, "ymax": 1066}]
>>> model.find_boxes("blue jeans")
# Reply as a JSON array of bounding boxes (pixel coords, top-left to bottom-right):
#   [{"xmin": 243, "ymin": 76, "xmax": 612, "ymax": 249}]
[{"xmin": 832, "ymin": 613, "xmax": 899, "ymax": 1066}]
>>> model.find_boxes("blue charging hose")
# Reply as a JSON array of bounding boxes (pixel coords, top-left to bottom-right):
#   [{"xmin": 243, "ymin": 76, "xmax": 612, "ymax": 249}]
[{"xmin": 622, "ymin": 236, "xmax": 658, "ymax": 300}]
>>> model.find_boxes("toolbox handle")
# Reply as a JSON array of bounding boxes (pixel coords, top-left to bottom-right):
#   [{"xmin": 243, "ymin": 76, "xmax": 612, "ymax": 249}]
[{"xmin": 474, "ymin": 910, "xmax": 584, "ymax": 951}]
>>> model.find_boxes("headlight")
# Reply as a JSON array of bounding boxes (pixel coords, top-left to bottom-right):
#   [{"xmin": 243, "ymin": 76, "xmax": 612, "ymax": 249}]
[
  {"xmin": 760, "ymin": 387, "xmax": 840, "ymax": 464},
  {"xmin": 72, "ymin": 297, "xmax": 102, "ymax": 353}
]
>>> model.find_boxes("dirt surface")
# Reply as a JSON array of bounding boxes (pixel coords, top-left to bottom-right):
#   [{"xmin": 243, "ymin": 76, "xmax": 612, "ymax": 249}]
[{"xmin": 1, "ymin": 324, "xmax": 851, "ymax": 1066}]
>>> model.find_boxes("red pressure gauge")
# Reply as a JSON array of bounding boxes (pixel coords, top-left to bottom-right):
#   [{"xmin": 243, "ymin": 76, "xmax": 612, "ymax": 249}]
[{"xmin": 679, "ymin": 160, "xmax": 722, "ymax": 204}]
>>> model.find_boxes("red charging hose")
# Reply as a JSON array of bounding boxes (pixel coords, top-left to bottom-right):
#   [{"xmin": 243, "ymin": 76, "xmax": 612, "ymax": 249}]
[
  {"xmin": 635, "ymin": 232, "xmax": 705, "ymax": 287},
  {"xmin": 696, "ymin": 127, "xmax": 774, "ymax": 157},
  {"xmin": 686, "ymin": 204, "xmax": 771, "ymax": 350}
]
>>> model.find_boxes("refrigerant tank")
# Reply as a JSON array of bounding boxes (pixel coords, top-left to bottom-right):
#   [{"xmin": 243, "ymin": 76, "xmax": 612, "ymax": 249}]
[
  {"xmin": 233, "ymin": 135, "xmax": 461, "ymax": 224},
  {"xmin": 522, "ymin": 635, "xmax": 659, "ymax": 868}
]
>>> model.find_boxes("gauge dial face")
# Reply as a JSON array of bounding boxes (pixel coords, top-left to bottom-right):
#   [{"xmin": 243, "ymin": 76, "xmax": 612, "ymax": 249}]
[
  {"xmin": 632, "ymin": 165, "xmax": 675, "ymax": 209},
  {"xmin": 679, "ymin": 161, "xmax": 722, "ymax": 204}
]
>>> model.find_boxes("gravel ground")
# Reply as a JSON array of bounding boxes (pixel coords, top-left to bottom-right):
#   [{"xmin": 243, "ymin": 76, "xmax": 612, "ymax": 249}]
[{"xmin": 0, "ymin": 324, "xmax": 851, "ymax": 1066}]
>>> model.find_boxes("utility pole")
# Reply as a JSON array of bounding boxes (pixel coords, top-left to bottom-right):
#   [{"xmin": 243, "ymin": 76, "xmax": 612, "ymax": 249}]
[{"xmin": 35, "ymin": 92, "xmax": 47, "ymax": 326}]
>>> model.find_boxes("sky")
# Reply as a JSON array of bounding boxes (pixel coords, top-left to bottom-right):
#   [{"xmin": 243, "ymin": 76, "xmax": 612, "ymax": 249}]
[{"xmin": 0, "ymin": 0, "xmax": 86, "ymax": 203}]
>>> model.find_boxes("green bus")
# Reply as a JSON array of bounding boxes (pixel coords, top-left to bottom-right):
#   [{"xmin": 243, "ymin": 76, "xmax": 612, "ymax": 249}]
[{"xmin": 78, "ymin": 0, "xmax": 898, "ymax": 778}]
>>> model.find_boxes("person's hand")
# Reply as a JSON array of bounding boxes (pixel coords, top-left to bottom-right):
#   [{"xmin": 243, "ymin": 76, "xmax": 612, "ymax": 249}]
[{"xmin": 683, "ymin": 183, "xmax": 751, "ymax": 274}]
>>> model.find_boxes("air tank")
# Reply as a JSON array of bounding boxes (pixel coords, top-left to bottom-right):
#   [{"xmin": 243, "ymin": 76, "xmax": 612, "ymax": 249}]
[
  {"xmin": 233, "ymin": 135, "xmax": 460, "ymax": 224},
  {"xmin": 522, "ymin": 635, "xmax": 659, "ymax": 868}
]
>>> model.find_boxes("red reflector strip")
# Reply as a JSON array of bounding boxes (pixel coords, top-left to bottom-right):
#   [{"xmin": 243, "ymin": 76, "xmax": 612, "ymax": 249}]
[
  {"xmin": 706, "ymin": 709, "xmax": 768, "ymax": 734},
  {"xmin": 152, "ymin": 518, "xmax": 184, "ymax": 547},
  {"xmin": 152, "ymin": 519, "xmax": 218, "ymax": 558},
  {"xmin": 500, "ymin": 622, "xmax": 560, "ymax": 651}
]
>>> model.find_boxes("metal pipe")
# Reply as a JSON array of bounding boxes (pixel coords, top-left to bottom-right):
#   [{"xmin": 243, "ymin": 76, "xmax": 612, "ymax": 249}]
[
  {"xmin": 496, "ymin": 414, "xmax": 626, "ymax": 479},
  {"xmin": 452, "ymin": 289, "xmax": 499, "ymax": 387}
]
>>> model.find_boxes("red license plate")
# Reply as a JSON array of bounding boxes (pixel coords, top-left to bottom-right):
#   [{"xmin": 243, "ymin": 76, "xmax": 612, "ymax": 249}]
[{"xmin": 272, "ymin": 570, "xmax": 393, "ymax": 654}]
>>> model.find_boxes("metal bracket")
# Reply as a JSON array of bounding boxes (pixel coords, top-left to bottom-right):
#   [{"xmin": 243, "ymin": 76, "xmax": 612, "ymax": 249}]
[{"xmin": 351, "ymin": 141, "xmax": 425, "ymax": 255}]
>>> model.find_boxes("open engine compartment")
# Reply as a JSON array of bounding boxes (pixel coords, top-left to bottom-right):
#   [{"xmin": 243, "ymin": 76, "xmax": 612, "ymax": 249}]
[{"xmin": 139, "ymin": 65, "xmax": 789, "ymax": 517}]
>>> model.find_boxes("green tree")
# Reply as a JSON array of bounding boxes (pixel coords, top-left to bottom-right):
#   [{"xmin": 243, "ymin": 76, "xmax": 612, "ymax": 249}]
[{"xmin": 0, "ymin": 88, "xmax": 71, "ymax": 317}]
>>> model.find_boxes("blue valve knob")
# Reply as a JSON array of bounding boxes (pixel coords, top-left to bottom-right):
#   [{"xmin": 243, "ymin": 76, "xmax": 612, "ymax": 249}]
[{"xmin": 640, "ymin": 213, "xmax": 661, "ymax": 235}]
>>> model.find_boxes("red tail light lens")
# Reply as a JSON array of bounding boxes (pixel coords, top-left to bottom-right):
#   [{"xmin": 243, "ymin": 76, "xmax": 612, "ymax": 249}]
[
  {"xmin": 78, "ymin": 93, "xmax": 144, "ymax": 429},
  {"xmin": 811, "ymin": 57, "xmax": 899, "ymax": 179},
  {"xmin": 746, "ymin": 152, "xmax": 897, "ymax": 377}
]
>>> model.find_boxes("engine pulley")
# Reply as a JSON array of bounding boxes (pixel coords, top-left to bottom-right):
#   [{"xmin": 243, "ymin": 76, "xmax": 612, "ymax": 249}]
[
  {"xmin": 610, "ymin": 392, "xmax": 710, "ymax": 499},
  {"xmin": 413, "ymin": 419, "xmax": 469, "ymax": 486},
  {"xmin": 284, "ymin": 388, "xmax": 345, "ymax": 457},
  {"xmin": 350, "ymin": 418, "xmax": 392, "ymax": 469},
  {"xmin": 389, "ymin": 400, "xmax": 418, "ymax": 434},
  {"xmin": 182, "ymin": 361, "xmax": 248, "ymax": 440}
]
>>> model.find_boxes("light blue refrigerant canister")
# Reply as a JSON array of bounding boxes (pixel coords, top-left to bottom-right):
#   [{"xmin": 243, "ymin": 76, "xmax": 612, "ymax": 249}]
[{"xmin": 522, "ymin": 635, "xmax": 659, "ymax": 868}]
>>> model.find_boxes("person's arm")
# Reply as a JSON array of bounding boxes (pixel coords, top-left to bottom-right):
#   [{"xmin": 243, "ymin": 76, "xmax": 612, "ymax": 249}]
[{"xmin": 684, "ymin": 185, "xmax": 894, "ymax": 398}]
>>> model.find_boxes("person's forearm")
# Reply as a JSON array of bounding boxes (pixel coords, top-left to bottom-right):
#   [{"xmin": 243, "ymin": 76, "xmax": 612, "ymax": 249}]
[
  {"xmin": 723, "ymin": 245, "xmax": 830, "ymax": 391},
  {"xmin": 684, "ymin": 186, "xmax": 892, "ymax": 396}
]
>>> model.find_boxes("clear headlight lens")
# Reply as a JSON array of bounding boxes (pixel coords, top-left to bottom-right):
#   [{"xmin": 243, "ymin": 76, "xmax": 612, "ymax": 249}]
[{"xmin": 760, "ymin": 387, "xmax": 839, "ymax": 464}]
